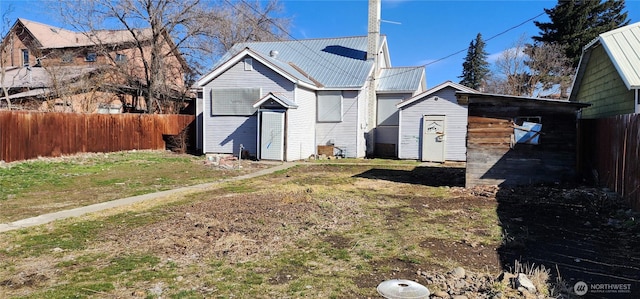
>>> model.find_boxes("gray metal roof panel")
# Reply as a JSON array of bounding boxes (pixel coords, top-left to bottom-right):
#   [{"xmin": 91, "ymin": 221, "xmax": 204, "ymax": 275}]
[
  {"xmin": 208, "ymin": 36, "xmax": 381, "ymax": 88},
  {"xmin": 376, "ymin": 67, "xmax": 424, "ymax": 92}
]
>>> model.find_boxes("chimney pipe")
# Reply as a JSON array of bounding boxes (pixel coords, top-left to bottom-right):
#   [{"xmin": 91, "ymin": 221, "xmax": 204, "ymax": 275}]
[{"xmin": 367, "ymin": 0, "xmax": 381, "ymax": 62}]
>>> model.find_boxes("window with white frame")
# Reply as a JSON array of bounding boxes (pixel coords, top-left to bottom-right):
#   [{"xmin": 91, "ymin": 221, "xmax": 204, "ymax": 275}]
[
  {"xmin": 244, "ymin": 58, "xmax": 253, "ymax": 71},
  {"xmin": 317, "ymin": 91, "xmax": 342, "ymax": 122}
]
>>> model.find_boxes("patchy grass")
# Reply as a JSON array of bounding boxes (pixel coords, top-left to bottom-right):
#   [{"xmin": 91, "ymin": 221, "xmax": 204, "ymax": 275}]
[
  {"xmin": 0, "ymin": 163, "xmax": 504, "ymax": 298},
  {"xmin": 0, "ymin": 150, "xmax": 267, "ymax": 223}
]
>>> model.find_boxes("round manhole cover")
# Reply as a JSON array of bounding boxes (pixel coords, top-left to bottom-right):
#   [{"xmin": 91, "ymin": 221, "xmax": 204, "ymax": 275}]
[{"xmin": 376, "ymin": 279, "xmax": 430, "ymax": 299}]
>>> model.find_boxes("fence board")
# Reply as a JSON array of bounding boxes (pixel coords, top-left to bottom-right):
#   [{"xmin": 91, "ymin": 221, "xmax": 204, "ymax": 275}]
[
  {"xmin": 0, "ymin": 111, "xmax": 194, "ymax": 163},
  {"xmin": 579, "ymin": 114, "xmax": 640, "ymax": 210}
]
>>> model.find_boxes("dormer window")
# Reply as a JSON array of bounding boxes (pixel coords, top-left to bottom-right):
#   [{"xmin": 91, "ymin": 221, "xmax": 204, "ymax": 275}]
[{"xmin": 85, "ymin": 52, "xmax": 97, "ymax": 62}]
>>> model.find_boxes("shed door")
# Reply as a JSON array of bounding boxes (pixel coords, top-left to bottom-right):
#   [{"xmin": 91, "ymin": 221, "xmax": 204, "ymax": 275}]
[
  {"xmin": 260, "ymin": 111, "xmax": 285, "ymax": 160},
  {"xmin": 421, "ymin": 115, "xmax": 446, "ymax": 162}
]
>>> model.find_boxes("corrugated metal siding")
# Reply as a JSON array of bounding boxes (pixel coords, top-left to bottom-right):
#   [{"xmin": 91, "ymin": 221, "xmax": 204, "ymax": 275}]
[
  {"xmin": 575, "ymin": 46, "xmax": 635, "ymax": 119},
  {"xmin": 398, "ymin": 94, "xmax": 467, "ymax": 161},
  {"xmin": 600, "ymin": 22, "xmax": 640, "ymax": 89},
  {"xmin": 216, "ymin": 37, "xmax": 378, "ymax": 88},
  {"xmin": 286, "ymin": 87, "xmax": 317, "ymax": 161},
  {"xmin": 377, "ymin": 67, "xmax": 424, "ymax": 92},
  {"xmin": 316, "ymin": 90, "xmax": 360, "ymax": 158}
]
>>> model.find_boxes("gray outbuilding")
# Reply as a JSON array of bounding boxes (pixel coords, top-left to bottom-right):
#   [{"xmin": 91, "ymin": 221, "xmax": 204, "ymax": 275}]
[{"xmin": 396, "ymin": 81, "xmax": 477, "ymax": 162}]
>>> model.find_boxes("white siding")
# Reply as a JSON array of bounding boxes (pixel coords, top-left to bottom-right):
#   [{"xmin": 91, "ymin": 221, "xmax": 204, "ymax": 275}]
[
  {"xmin": 202, "ymin": 56, "xmax": 295, "ymax": 157},
  {"xmin": 399, "ymin": 94, "xmax": 467, "ymax": 161},
  {"xmin": 204, "ymin": 115, "xmax": 257, "ymax": 155},
  {"xmin": 286, "ymin": 86, "xmax": 316, "ymax": 161},
  {"xmin": 357, "ymin": 89, "xmax": 367, "ymax": 158},
  {"xmin": 316, "ymin": 90, "xmax": 361, "ymax": 158}
]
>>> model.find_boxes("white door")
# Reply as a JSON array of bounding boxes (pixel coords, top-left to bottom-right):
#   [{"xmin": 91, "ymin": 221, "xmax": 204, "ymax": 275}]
[
  {"xmin": 421, "ymin": 115, "xmax": 446, "ymax": 162},
  {"xmin": 260, "ymin": 111, "xmax": 285, "ymax": 160}
]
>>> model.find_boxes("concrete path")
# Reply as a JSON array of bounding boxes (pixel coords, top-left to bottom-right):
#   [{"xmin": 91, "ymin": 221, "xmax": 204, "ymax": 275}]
[{"xmin": 0, "ymin": 162, "xmax": 298, "ymax": 233}]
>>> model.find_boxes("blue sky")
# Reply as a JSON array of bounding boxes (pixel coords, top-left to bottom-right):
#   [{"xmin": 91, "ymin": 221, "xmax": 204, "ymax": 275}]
[{"xmin": 3, "ymin": 0, "xmax": 640, "ymax": 88}]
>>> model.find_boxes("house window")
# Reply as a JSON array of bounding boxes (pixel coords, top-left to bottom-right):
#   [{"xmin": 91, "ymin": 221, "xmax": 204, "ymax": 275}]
[
  {"xmin": 513, "ymin": 116, "xmax": 542, "ymax": 145},
  {"xmin": 115, "ymin": 53, "xmax": 127, "ymax": 63},
  {"xmin": 244, "ymin": 58, "xmax": 253, "ymax": 71},
  {"xmin": 21, "ymin": 49, "xmax": 29, "ymax": 66},
  {"xmin": 317, "ymin": 91, "xmax": 342, "ymax": 122},
  {"xmin": 210, "ymin": 87, "xmax": 261, "ymax": 116},
  {"xmin": 85, "ymin": 52, "xmax": 97, "ymax": 62},
  {"xmin": 377, "ymin": 96, "xmax": 402, "ymax": 126},
  {"xmin": 61, "ymin": 53, "xmax": 73, "ymax": 63}
]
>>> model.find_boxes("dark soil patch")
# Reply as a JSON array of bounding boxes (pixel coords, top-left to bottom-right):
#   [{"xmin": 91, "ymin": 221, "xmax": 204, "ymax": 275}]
[
  {"xmin": 420, "ymin": 237, "xmax": 501, "ymax": 273},
  {"xmin": 496, "ymin": 184, "xmax": 640, "ymax": 298}
]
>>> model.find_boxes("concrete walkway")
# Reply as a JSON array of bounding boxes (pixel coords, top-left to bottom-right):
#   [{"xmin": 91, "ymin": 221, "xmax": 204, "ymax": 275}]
[{"xmin": 0, "ymin": 162, "xmax": 298, "ymax": 233}]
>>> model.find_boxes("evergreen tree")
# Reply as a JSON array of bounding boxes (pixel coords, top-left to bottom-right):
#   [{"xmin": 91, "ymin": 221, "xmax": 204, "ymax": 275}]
[
  {"xmin": 533, "ymin": 0, "xmax": 629, "ymax": 67},
  {"xmin": 459, "ymin": 33, "xmax": 490, "ymax": 90}
]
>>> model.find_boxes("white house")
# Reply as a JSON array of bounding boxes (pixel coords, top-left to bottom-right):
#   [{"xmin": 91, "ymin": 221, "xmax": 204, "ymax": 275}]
[
  {"xmin": 196, "ymin": 0, "xmax": 425, "ymax": 161},
  {"xmin": 397, "ymin": 81, "xmax": 477, "ymax": 162}
]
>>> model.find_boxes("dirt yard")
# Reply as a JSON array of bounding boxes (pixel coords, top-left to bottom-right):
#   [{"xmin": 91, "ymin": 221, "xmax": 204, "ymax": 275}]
[{"xmin": 1, "ymin": 163, "xmax": 639, "ymax": 298}]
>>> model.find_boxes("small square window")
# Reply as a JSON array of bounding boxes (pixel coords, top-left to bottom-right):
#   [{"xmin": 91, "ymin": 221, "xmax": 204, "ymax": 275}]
[
  {"xmin": 244, "ymin": 58, "xmax": 252, "ymax": 71},
  {"xmin": 115, "ymin": 53, "xmax": 127, "ymax": 63},
  {"xmin": 85, "ymin": 52, "xmax": 97, "ymax": 62}
]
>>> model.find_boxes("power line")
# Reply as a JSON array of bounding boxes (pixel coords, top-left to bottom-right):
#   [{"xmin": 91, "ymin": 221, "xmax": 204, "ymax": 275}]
[
  {"xmin": 219, "ymin": 0, "xmax": 547, "ymax": 84},
  {"xmin": 424, "ymin": 11, "xmax": 546, "ymax": 67}
]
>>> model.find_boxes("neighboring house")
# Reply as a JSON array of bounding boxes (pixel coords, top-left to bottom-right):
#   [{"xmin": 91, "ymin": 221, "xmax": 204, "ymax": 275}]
[
  {"xmin": 396, "ymin": 81, "xmax": 477, "ymax": 162},
  {"xmin": 0, "ymin": 18, "xmax": 190, "ymax": 113},
  {"xmin": 570, "ymin": 21, "xmax": 640, "ymax": 118},
  {"xmin": 457, "ymin": 92, "xmax": 589, "ymax": 188},
  {"xmin": 197, "ymin": 1, "xmax": 425, "ymax": 161}
]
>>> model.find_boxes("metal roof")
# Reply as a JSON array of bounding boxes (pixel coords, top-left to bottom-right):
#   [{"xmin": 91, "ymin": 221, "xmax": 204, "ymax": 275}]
[
  {"xmin": 598, "ymin": 22, "xmax": 640, "ymax": 89},
  {"xmin": 208, "ymin": 36, "xmax": 382, "ymax": 88},
  {"xmin": 376, "ymin": 67, "xmax": 424, "ymax": 92}
]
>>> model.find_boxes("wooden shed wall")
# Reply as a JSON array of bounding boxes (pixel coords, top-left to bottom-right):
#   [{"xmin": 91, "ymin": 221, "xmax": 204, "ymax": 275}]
[{"xmin": 466, "ymin": 101, "xmax": 580, "ymax": 187}]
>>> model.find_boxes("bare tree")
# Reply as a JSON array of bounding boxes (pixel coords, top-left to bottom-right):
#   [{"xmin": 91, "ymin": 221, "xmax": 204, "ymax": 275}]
[
  {"xmin": 54, "ymin": 0, "xmax": 289, "ymax": 114},
  {"xmin": 485, "ymin": 35, "xmax": 574, "ymax": 98},
  {"xmin": 524, "ymin": 42, "xmax": 574, "ymax": 98},
  {"xmin": 486, "ymin": 35, "xmax": 529, "ymax": 96},
  {"xmin": 1, "ymin": 5, "xmax": 14, "ymax": 110}
]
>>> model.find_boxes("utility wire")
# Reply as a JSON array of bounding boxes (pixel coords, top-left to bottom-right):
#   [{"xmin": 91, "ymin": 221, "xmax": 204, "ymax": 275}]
[
  {"xmin": 423, "ymin": 11, "xmax": 546, "ymax": 67},
  {"xmin": 221, "ymin": 0, "xmax": 547, "ymax": 83}
]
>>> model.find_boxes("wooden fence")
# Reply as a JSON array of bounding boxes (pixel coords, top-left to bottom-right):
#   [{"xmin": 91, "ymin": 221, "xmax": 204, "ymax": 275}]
[
  {"xmin": 0, "ymin": 111, "xmax": 195, "ymax": 163},
  {"xmin": 579, "ymin": 114, "xmax": 640, "ymax": 210}
]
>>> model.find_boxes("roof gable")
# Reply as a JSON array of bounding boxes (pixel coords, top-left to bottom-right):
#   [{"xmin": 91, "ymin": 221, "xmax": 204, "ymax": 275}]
[
  {"xmin": 253, "ymin": 93, "xmax": 298, "ymax": 109},
  {"xmin": 397, "ymin": 81, "xmax": 477, "ymax": 109},
  {"xmin": 571, "ymin": 22, "xmax": 640, "ymax": 100},
  {"xmin": 196, "ymin": 48, "xmax": 317, "ymax": 89}
]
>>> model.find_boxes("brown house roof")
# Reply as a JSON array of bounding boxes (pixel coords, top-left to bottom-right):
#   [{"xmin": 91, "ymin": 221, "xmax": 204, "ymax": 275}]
[{"xmin": 16, "ymin": 18, "xmax": 152, "ymax": 49}]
